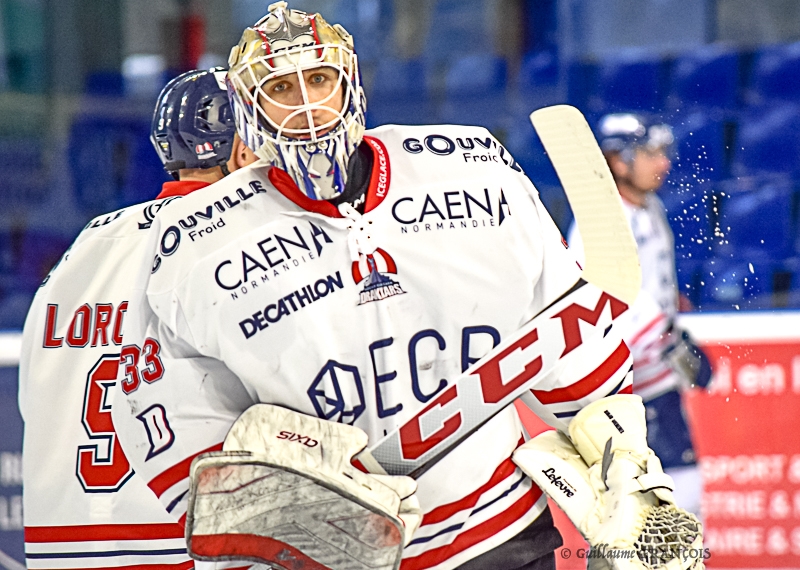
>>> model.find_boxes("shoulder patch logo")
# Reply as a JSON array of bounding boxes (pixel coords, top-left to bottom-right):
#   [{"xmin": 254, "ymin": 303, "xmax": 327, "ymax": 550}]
[{"xmin": 351, "ymin": 247, "xmax": 406, "ymax": 305}]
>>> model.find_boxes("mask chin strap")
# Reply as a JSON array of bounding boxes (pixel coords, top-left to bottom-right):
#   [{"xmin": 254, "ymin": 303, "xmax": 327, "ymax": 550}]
[
  {"xmin": 312, "ymin": 152, "xmax": 348, "ymax": 200},
  {"xmin": 291, "ymin": 139, "xmax": 349, "ymax": 200}
]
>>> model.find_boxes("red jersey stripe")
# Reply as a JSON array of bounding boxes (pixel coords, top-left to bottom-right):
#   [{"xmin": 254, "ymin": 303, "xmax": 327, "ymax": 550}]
[
  {"xmin": 532, "ymin": 341, "xmax": 630, "ymax": 405},
  {"xmin": 265, "ymin": 135, "xmax": 391, "ymax": 216},
  {"xmin": 401, "ymin": 485, "xmax": 543, "ymax": 570},
  {"xmin": 420, "ymin": 437, "xmax": 524, "ymax": 526},
  {"xmin": 156, "ymin": 180, "xmax": 210, "ymax": 200},
  {"xmin": 628, "ymin": 313, "xmax": 667, "ymax": 347},
  {"xmin": 24, "ymin": 561, "xmax": 194, "ymax": 570},
  {"xmin": 190, "ymin": 533, "xmax": 326, "ymax": 570},
  {"xmin": 149, "ymin": 443, "xmax": 223, "ymax": 498},
  {"xmin": 267, "ymin": 167, "xmax": 342, "ymax": 217},
  {"xmin": 25, "ymin": 523, "xmax": 185, "ymax": 543},
  {"xmin": 634, "ymin": 367, "xmax": 673, "ymax": 391}
]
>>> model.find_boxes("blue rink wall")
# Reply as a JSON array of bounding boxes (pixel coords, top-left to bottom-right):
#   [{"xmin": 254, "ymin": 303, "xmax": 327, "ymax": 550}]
[{"xmin": 0, "ymin": 361, "xmax": 23, "ymax": 568}]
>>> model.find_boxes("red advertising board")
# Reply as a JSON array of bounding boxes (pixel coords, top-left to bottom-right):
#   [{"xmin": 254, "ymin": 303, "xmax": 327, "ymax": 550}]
[{"xmin": 681, "ymin": 313, "xmax": 800, "ymax": 569}]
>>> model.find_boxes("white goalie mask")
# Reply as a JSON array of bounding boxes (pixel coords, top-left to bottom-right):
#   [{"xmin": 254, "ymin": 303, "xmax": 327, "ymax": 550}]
[{"xmin": 227, "ymin": 1, "xmax": 366, "ymax": 200}]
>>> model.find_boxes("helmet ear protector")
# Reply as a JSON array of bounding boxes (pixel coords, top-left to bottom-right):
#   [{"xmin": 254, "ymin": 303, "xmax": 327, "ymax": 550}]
[
  {"xmin": 151, "ymin": 68, "xmax": 236, "ymax": 179},
  {"xmin": 226, "ymin": 1, "xmax": 366, "ymax": 200}
]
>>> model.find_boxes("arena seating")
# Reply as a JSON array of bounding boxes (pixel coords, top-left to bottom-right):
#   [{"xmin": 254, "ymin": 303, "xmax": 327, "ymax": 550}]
[
  {"xmin": 7, "ymin": 36, "xmax": 800, "ymax": 327},
  {"xmin": 746, "ymin": 41, "xmax": 800, "ymax": 105},
  {"xmin": 68, "ymin": 116, "xmax": 168, "ymax": 214},
  {"xmin": 366, "ymin": 57, "xmax": 438, "ymax": 127},
  {"xmin": 439, "ymin": 53, "xmax": 509, "ymax": 132},
  {"xmin": 668, "ymin": 110, "xmax": 729, "ymax": 183},
  {"xmin": 594, "ymin": 48, "xmax": 668, "ymax": 114},
  {"xmin": 713, "ymin": 175, "xmax": 795, "ymax": 260},
  {"xmin": 731, "ymin": 103, "xmax": 800, "ymax": 177},
  {"xmin": 696, "ymin": 257, "xmax": 775, "ymax": 311},
  {"xmin": 668, "ymin": 44, "xmax": 740, "ymax": 112}
]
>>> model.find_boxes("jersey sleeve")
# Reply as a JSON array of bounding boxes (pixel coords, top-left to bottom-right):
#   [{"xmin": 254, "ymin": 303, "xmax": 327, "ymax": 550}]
[
  {"xmin": 18, "ymin": 289, "xmax": 46, "ymax": 421},
  {"xmin": 111, "ymin": 213, "xmax": 256, "ymax": 524},
  {"xmin": 512, "ymin": 167, "xmax": 582, "ymax": 313},
  {"xmin": 614, "ymin": 289, "xmax": 681, "ymax": 401}
]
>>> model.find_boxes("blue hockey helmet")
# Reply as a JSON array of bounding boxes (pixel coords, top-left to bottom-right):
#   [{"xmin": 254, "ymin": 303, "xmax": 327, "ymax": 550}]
[
  {"xmin": 596, "ymin": 113, "xmax": 674, "ymax": 163},
  {"xmin": 151, "ymin": 68, "xmax": 237, "ymax": 178}
]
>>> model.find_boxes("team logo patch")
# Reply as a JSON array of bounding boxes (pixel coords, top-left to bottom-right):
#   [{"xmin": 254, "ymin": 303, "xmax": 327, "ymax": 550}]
[
  {"xmin": 195, "ymin": 141, "xmax": 216, "ymax": 159},
  {"xmin": 351, "ymin": 248, "xmax": 406, "ymax": 305},
  {"xmin": 307, "ymin": 360, "xmax": 366, "ymax": 425}
]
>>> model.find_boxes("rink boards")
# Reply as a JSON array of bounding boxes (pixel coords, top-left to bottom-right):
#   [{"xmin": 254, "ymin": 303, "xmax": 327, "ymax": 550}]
[{"xmin": 1, "ymin": 312, "xmax": 800, "ymax": 570}]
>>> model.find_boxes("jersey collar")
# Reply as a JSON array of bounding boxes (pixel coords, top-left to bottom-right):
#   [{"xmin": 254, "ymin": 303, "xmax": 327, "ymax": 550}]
[
  {"xmin": 156, "ymin": 180, "xmax": 210, "ymax": 199},
  {"xmin": 267, "ymin": 135, "xmax": 391, "ymax": 218}
]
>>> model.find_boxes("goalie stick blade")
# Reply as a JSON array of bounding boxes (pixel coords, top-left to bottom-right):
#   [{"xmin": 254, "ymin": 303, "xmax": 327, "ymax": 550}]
[{"xmin": 530, "ymin": 105, "xmax": 641, "ymax": 305}]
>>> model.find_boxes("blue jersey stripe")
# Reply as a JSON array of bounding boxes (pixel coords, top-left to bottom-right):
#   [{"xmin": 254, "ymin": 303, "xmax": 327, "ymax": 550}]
[{"xmin": 26, "ymin": 548, "xmax": 188, "ymax": 560}]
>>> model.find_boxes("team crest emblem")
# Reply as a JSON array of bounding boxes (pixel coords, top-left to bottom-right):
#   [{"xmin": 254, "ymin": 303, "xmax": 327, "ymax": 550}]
[{"xmin": 352, "ymin": 248, "xmax": 406, "ymax": 305}]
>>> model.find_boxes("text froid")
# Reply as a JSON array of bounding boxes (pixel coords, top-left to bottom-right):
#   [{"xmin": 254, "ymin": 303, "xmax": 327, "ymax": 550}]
[{"xmin": 239, "ymin": 271, "xmax": 345, "ymax": 338}]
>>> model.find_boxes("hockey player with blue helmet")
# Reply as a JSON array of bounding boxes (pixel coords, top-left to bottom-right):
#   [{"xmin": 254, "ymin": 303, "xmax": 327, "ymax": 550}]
[
  {"xmin": 151, "ymin": 67, "xmax": 256, "ymax": 197},
  {"xmin": 568, "ymin": 112, "xmax": 712, "ymax": 518},
  {"xmin": 17, "ymin": 68, "xmax": 256, "ymax": 569}
]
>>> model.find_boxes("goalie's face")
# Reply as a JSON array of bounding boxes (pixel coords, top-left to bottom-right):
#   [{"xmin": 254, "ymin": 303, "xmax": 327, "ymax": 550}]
[
  {"xmin": 259, "ymin": 66, "xmax": 346, "ymax": 139},
  {"xmin": 226, "ymin": 6, "xmax": 366, "ymax": 199}
]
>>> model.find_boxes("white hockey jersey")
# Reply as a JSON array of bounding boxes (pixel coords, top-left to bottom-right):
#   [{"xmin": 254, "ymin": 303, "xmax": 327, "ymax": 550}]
[
  {"xmin": 568, "ymin": 193, "xmax": 680, "ymax": 399},
  {"xmin": 111, "ymin": 125, "xmax": 633, "ymax": 570},
  {"xmin": 18, "ymin": 195, "xmax": 195, "ymax": 570}
]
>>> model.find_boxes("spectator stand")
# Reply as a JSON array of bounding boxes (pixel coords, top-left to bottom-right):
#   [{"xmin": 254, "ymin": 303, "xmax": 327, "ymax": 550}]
[{"xmin": 697, "ymin": 175, "xmax": 796, "ymax": 311}]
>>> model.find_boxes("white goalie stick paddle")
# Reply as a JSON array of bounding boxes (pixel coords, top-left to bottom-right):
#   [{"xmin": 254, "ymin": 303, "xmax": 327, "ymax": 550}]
[
  {"xmin": 531, "ymin": 105, "xmax": 641, "ymax": 302},
  {"xmin": 362, "ymin": 105, "xmax": 641, "ymax": 478}
]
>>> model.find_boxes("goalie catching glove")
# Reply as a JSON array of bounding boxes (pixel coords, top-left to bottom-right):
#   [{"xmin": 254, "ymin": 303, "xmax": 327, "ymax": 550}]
[
  {"xmin": 186, "ymin": 405, "xmax": 421, "ymax": 570},
  {"xmin": 512, "ymin": 394, "xmax": 704, "ymax": 570}
]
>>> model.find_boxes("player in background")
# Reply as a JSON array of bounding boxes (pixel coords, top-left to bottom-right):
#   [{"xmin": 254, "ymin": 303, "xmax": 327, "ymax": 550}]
[
  {"xmin": 153, "ymin": 68, "xmax": 257, "ymax": 194},
  {"xmin": 567, "ymin": 112, "xmax": 712, "ymax": 517},
  {"xmin": 17, "ymin": 68, "xmax": 255, "ymax": 570},
  {"xmin": 111, "ymin": 5, "xmax": 686, "ymax": 569}
]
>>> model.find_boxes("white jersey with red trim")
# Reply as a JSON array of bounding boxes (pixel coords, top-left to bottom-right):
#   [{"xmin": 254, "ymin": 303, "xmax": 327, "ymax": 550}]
[
  {"xmin": 18, "ymin": 197, "xmax": 194, "ymax": 570},
  {"xmin": 568, "ymin": 193, "xmax": 678, "ymax": 320},
  {"xmin": 110, "ymin": 124, "xmax": 632, "ymax": 570},
  {"xmin": 613, "ymin": 290, "xmax": 681, "ymax": 400},
  {"xmin": 567, "ymin": 193, "xmax": 679, "ymax": 400}
]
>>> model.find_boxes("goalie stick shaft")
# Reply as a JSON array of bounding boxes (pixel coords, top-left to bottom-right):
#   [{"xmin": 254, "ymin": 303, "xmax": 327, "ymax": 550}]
[{"xmin": 363, "ymin": 106, "xmax": 641, "ymax": 478}]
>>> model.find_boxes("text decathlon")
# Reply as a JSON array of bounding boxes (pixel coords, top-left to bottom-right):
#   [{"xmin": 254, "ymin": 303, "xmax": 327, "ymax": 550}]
[
  {"xmin": 238, "ymin": 271, "xmax": 345, "ymax": 339},
  {"xmin": 391, "ymin": 188, "xmax": 510, "ymax": 231}
]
